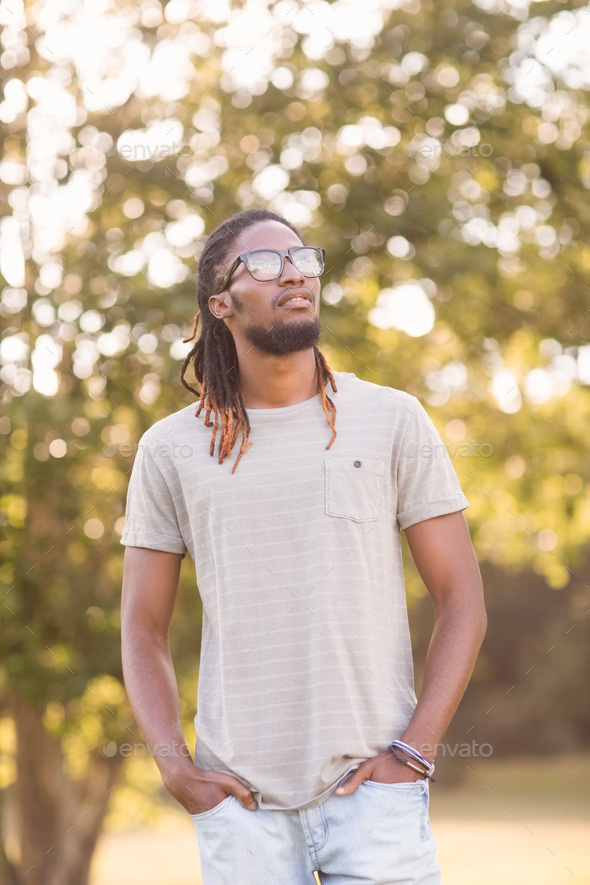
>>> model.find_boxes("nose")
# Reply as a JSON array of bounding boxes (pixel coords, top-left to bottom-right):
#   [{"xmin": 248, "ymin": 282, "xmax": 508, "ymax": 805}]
[{"xmin": 279, "ymin": 255, "xmax": 305, "ymax": 285}]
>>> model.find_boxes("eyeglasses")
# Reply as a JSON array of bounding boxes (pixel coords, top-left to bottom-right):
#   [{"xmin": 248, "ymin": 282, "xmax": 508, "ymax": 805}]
[{"xmin": 217, "ymin": 247, "xmax": 326, "ymax": 293}]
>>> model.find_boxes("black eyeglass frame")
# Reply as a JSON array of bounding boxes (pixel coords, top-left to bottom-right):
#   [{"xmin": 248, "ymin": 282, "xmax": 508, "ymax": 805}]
[{"xmin": 216, "ymin": 247, "xmax": 326, "ymax": 294}]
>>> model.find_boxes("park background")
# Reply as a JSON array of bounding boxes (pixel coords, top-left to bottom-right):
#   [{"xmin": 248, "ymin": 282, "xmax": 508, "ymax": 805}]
[{"xmin": 1, "ymin": 0, "xmax": 589, "ymax": 882}]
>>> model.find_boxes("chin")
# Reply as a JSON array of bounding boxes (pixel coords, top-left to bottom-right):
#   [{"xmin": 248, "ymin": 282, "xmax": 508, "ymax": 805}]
[{"xmin": 245, "ymin": 317, "xmax": 321, "ymax": 356}]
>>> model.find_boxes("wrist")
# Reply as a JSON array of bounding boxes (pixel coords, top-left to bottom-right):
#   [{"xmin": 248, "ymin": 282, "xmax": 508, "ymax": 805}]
[
  {"xmin": 399, "ymin": 732, "xmax": 439, "ymax": 762},
  {"xmin": 154, "ymin": 743, "xmax": 194, "ymax": 779},
  {"xmin": 388, "ymin": 740, "xmax": 436, "ymax": 781}
]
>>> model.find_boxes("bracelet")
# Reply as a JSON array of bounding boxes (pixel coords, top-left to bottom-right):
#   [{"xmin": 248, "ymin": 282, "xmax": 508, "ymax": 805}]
[{"xmin": 388, "ymin": 740, "xmax": 436, "ymax": 782}]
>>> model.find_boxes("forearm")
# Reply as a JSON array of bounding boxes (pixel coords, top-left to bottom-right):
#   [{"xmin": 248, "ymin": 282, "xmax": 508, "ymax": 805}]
[
  {"xmin": 122, "ymin": 626, "xmax": 193, "ymax": 778},
  {"xmin": 402, "ymin": 590, "xmax": 487, "ymax": 758},
  {"xmin": 120, "ymin": 547, "xmax": 256, "ymax": 813}
]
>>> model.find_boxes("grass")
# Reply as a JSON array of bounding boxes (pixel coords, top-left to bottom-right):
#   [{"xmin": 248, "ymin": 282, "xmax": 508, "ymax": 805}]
[
  {"xmin": 429, "ymin": 753, "xmax": 589, "ymax": 884},
  {"xmin": 90, "ymin": 754, "xmax": 589, "ymax": 885}
]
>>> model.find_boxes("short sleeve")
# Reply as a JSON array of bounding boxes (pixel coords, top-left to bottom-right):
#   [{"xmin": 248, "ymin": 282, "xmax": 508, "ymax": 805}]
[
  {"xmin": 396, "ymin": 399, "xmax": 469, "ymax": 530},
  {"xmin": 121, "ymin": 440, "xmax": 187, "ymax": 555}
]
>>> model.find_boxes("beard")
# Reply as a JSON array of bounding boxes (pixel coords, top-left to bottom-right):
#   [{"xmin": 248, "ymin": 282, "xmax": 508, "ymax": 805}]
[{"xmin": 244, "ymin": 317, "xmax": 322, "ymax": 355}]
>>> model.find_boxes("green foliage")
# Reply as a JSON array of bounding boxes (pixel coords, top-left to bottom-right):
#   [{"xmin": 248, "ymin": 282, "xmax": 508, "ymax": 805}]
[{"xmin": 1, "ymin": 0, "xmax": 589, "ymax": 794}]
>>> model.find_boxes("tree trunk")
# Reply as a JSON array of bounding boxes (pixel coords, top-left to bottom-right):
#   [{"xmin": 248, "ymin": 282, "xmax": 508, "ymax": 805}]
[{"xmin": 8, "ymin": 696, "xmax": 123, "ymax": 885}]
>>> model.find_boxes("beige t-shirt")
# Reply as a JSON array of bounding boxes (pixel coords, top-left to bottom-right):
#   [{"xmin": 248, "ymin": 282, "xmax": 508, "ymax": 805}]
[{"xmin": 122, "ymin": 372, "xmax": 468, "ymax": 810}]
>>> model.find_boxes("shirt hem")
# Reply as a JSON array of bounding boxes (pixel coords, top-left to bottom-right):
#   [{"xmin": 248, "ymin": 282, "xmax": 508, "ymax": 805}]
[
  {"xmin": 398, "ymin": 495, "xmax": 469, "ymax": 531},
  {"xmin": 121, "ymin": 532, "xmax": 187, "ymax": 555}
]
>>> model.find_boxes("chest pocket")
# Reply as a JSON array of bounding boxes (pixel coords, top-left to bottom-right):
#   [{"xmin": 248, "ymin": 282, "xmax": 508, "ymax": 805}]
[{"xmin": 325, "ymin": 458, "xmax": 384, "ymax": 523}]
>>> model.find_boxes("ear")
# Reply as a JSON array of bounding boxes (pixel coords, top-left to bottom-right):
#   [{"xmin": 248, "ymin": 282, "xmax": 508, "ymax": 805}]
[{"xmin": 208, "ymin": 292, "xmax": 234, "ymax": 320}]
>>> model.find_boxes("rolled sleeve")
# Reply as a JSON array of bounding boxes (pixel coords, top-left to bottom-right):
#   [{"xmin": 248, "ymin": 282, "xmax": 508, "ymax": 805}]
[
  {"xmin": 121, "ymin": 441, "xmax": 187, "ymax": 555},
  {"xmin": 396, "ymin": 399, "xmax": 469, "ymax": 530}
]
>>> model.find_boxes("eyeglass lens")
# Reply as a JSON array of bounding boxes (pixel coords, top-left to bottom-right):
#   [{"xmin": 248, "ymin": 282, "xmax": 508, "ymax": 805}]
[{"xmin": 246, "ymin": 248, "xmax": 323, "ymax": 281}]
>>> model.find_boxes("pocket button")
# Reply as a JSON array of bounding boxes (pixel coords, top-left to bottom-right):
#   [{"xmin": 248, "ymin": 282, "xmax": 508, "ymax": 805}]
[{"xmin": 353, "ymin": 460, "xmax": 362, "ymax": 468}]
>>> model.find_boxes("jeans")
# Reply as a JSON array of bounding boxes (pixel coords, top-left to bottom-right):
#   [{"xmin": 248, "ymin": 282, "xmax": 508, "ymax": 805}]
[{"xmin": 190, "ymin": 778, "xmax": 441, "ymax": 885}]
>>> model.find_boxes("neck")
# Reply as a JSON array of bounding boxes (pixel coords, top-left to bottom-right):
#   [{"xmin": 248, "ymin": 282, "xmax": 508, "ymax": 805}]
[{"xmin": 235, "ymin": 346, "xmax": 319, "ymax": 409}]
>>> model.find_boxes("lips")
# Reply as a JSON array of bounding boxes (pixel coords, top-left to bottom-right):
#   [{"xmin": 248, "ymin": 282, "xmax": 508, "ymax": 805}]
[{"xmin": 276, "ymin": 290, "xmax": 313, "ymax": 308}]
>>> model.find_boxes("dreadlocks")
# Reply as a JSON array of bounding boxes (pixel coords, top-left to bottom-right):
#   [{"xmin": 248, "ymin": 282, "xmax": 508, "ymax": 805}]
[{"xmin": 179, "ymin": 209, "xmax": 337, "ymax": 473}]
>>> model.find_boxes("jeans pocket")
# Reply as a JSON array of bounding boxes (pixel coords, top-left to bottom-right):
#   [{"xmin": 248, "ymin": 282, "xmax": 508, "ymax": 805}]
[
  {"xmin": 189, "ymin": 795, "xmax": 234, "ymax": 822},
  {"xmin": 325, "ymin": 458, "xmax": 384, "ymax": 522},
  {"xmin": 363, "ymin": 779, "xmax": 425, "ymax": 789},
  {"xmin": 362, "ymin": 779, "xmax": 433, "ymax": 842}
]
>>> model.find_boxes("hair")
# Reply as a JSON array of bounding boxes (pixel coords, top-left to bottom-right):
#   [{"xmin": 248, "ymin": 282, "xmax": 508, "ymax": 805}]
[{"xmin": 179, "ymin": 208, "xmax": 338, "ymax": 473}]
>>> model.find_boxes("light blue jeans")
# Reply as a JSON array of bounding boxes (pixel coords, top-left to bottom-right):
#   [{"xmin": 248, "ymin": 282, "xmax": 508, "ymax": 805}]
[{"xmin": 190, "ymin": 778, "xmax": 441, "ymax": 885}]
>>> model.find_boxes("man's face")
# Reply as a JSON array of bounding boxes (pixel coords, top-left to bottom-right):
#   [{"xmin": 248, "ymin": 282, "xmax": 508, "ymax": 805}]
[{"xmin": 209, "ymin": 220, "xmax": 322, "ymax": 356}]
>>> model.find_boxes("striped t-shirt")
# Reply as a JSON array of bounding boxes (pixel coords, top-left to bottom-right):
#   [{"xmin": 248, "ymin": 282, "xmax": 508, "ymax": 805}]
[{"xmin": 122, "ymin": 371, "xmax": 468, "ymax": 810}]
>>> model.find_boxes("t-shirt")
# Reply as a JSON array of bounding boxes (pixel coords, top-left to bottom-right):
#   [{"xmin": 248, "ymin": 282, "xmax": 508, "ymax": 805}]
[{"xmin": 121, "ymin": 371, "xmax": 468, "ymax": 810}]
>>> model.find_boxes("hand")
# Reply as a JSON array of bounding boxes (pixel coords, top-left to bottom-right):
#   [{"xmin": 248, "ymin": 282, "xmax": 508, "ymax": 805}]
[
  {"xmin": 334, "ymin": 750, "xmax": 424, "ymax": 796},
  {"xmin": 161, "ymin": 759, "xmax": 258, "ymax": 814}
]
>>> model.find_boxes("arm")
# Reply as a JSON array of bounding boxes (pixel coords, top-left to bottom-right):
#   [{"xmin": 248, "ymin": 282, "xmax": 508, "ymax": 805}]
[
  {"xmin": 121, "ymin": 546, "xmax": 258, "ymax": 813},
  {"xmin": 336, "ymin": 510, "xmax": 486, "ymax": 792},
  {"xmin": 400, "ymin": 510, "xmax": 487, "ymax": 754}
]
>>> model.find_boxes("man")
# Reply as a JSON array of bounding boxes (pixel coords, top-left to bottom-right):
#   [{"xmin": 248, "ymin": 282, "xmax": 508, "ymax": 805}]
[{"xmin": 121, "ymin": 208, "xmax": 487, "ymax": 884}]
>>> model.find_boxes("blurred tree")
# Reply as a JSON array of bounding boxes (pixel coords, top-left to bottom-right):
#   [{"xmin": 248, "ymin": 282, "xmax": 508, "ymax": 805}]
[{"xmin": 1, "ymin": 0, "xmax": 589, "ymax": 880}]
